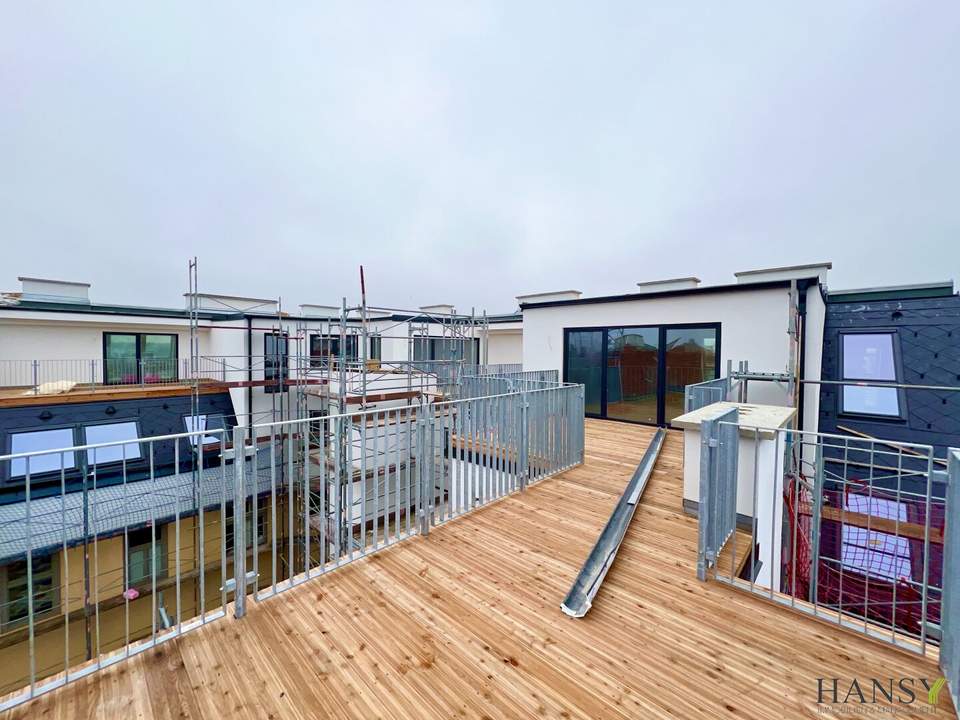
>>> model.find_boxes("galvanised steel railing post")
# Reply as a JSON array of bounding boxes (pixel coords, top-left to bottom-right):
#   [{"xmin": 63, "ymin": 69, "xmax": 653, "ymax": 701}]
[
  {"xmin": 416, "ymin": 413, "xmax": 429, "ymax": 536},
  {"xmin": 809, "ymin": 440, "xmax": 825, "ymax": 604},
  {"xmin": 31, "ymin": 359, "xmax": 38, "ymax": 394},
  {"xmin": 232, "ymin": 425, "xmax": 247, "ymax": 619},
  {"xmin": 941, "ymin": 450, "xmax": 960, "ymax": 712},
  {"xmin": 519, "ymin": 391, "xmax": 529, "ymax": 491},
  {"xmin": 697, "ymin": 415, "xmax": 718, "ymax": 582}
]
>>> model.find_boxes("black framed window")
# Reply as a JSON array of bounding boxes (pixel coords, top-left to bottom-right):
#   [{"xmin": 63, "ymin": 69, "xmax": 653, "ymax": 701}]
[
  {"xmin": 0, "ymin": 554, "xmax": 56, "ymax": 629},
  {"xmin": 103, "ymin": 333, "xmax": 178, "ymax": 385},
  {"xmin": 563, "ymin": 324, "xmax": 720, "ymax": 427},
  {"xmin": 413, "ymin": 337, "xmax": 480, "ymax": 364},
  {"xmin": 369, "ymin": 335, "xmax": 382, "ymax": 361},
  {"xmin": 839, "ymin": 331, "xmax": 904, "ymax": 418},
  {"xmin": 264, "ymin": 332, "xmax": 288, "ymax": 393},
  {"xmin": 309, "ymin": 334, "xmax": 358, "ymax": 366}
]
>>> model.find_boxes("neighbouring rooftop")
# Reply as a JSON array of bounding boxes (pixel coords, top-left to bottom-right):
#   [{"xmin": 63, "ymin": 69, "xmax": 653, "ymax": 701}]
[{"xmin": 6, "ymin": 421, "xmax": 951, "ymax": 718}]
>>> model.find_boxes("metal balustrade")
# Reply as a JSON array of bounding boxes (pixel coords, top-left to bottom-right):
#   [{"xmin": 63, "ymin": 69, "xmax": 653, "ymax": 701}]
[
  {"xmin": 0, "ymin": 359, "xmax": 193, "ymax": 393},
  {"xmin": 0, "ymin": 381, "xmax": 585, "ymax": 709},
  {"xmin": 696, "ymin": 415, "xmax": 952, "ymax": 657},
  {"xmin": 941, "ymin": 450, "xmax": 960, "ymax": 711}
]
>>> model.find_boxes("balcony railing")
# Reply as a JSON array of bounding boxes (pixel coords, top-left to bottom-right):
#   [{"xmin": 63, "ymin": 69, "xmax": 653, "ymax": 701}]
[
  {"xmin": 0, "ymin": 359, "xmax": 192, "ymax": 394},
  {"xmin": 0, "ymin": 379, "xmax": 585, "ymax": 709},
  {"xmin": 696, "ymin": 406, "xmax": 954, "ymax": 659}
]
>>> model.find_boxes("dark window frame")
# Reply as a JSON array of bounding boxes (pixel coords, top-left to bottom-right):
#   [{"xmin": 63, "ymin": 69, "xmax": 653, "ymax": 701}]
[
  {"xmin": 837, "ymin": 329, "xmax": 907, "ymax": 421},
  {"xmin": 0, "ymin": 553, "xmax": 58, "ymax": 629},
  {"xmin": 309, "ymin": 333, "xmax": 359, "ymax": 366},
  {"xmin": 562, "ymin": 322, "xmax": 721, "ymax": 427},
  {"xmin": 3, "ymin": 422, "xmax": 81, "ymax": 484},
  {"xmin": 413, "ymin": 336, "xmax": 480, "ymax": 363},
  {"xmin": 102, "ymin": 332, "xmax": 179, "ymax": 385},
  {"xmin": 81, "ymin": 417, "xmax": 145, "ymax": 470},
  {"xmin": 264, "ymin": 331, "xmax": 289, "ymax": 393}
]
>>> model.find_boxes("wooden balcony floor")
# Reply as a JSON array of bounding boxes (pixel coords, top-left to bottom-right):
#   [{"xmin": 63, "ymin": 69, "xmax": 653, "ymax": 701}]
[
  {"xmin": 8, "ymin": 420, "xmax": 953, "ymax": 719},
  {"xmin": 0, "ymin": 380, "xmax": 229, "ymax": 408}
]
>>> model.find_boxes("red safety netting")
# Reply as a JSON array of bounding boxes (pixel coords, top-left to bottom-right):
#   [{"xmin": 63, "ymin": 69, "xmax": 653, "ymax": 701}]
[{"xmin": 783, "ymin": 475, "xmax": 942, "ymax": 636}]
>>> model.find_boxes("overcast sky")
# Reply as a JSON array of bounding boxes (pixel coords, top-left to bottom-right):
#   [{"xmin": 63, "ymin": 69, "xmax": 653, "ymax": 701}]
[{"xmin": 2, "ymin": 3, "xmax": 958, "ymax": 314}]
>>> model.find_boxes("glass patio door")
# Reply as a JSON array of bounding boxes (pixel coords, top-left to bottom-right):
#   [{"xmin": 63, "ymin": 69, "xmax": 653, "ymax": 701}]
[
  {"xmin": 606, "ymin": 328, "xmax": 659, "ymax": 424},
  {"xmin": 663, "ymin": 327, "xmax": 718, "ymax": 423},
  {"xmin": 104, "ymin": 333, "xmax": 138, "ymax": 384},
  {"xmin": 565, "ymin": 330, "xmax": 604, "ymax": 416},
  {"xmin": 565, "ymin": 325, "xmax": 718, "ymax": 426}
]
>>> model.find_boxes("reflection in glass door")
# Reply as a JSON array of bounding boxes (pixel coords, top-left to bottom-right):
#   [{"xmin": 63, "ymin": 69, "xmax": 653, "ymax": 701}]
[
  {"xmin": 606, "ymin": 328, "xmax": 659, "ymax": 424},
  {"xmin": 664, "ymin": 327, "xmax": 718, "ymax": 423},
  {"xmin": 566, "ymin": 330, "xmax": 604, "ymax": 415},
  {"xmin": 104, "ymin": 333, "xmax": 138, "ymax": 385},
  {"xmin": 565, "ymin": 324, "xmax": 719, "ymax": 425}
]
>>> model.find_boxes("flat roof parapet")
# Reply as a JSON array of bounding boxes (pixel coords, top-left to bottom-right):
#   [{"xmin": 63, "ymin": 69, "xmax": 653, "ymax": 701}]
[
  {"xmin": 635, "ymin": 277, "xmax": 700, "ymax": 293},
  {"xmin": 19, "ymin": 277, "xmax": 91, "ymax": 304},
  {"xmin": 515, "ymin": 290, "xmax": 582, "ymax": 305},
  {"xmin": 734, "ymin": 262, "xmax": 831, "ymax": 284}
]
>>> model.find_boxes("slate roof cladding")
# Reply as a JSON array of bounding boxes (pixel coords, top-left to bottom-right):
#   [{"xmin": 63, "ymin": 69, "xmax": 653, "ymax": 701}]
[
  {"xmin": 819, "ymin": 294, "xmax": 960, "ymax": 457},
  {"xmin": 0, "ymin": 392, "xmax": 237, "ymax": 502},
  {"xmin": 0, "ymin": 447, "xmax": 281, "ymax": 563}
]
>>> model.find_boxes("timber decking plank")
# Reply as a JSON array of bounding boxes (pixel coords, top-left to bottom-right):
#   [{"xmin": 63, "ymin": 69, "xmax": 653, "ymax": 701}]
[{"xmin": 4, "ymin": 420, "xmax": 952, "ymax": 718}]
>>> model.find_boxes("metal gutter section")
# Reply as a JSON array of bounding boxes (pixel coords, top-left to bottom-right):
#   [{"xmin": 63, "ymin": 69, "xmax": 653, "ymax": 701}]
[{"xmin": 561, "ymin": 428, "xmax": 666, "ymax": 618}]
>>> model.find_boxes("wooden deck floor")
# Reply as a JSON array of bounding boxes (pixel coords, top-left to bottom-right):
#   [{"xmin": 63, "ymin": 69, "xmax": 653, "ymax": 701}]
[{"xmin": 8, "ymin": 420, "xmax": 953, "ymax": 719}]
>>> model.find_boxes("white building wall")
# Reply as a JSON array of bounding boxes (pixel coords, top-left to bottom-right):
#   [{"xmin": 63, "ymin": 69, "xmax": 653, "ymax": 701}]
[
  {"xmin": 801, "ymin": 285, "xmax": 827, "ymax": 434},
  {"xmin": 522, "ymin": 286, "xmax": 796, "ymax": 407},
  {"xmin": 0, "ymin": 311, "xmax": 211, "ymax": 387},
  {"xmin": 0, "ymin": 311, "xmax": 202, "ymax": 361},
  {"xmin": 487, "ymin": 331, "xmax": 522, "ymax": 365}
]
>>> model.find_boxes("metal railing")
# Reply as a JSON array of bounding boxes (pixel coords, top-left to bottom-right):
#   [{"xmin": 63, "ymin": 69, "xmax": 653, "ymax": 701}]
[
  {"xmin": 0, "ymin": 359, "xmax": 193, "ymax": 393},
  {"xmin": 462, "ymin": 363, "xmax": 523, "ymax": 376},
  {"xmin": 0, "ymin": 381, "xmax": 585, "ymax": 709},
  {"xmin": 696, "ymin": 412, "xmax": 950, "ymax": 656},
  {"xmin": 684, "ymin": 376, "xmax": 731, "ymax": 413},
  {"xmin": 456, "ymin": 372, "xmax": 562, "ymax": 400},
  {"xmin": 941, "ymin": 450, "xmax": 960, "ymax": 711}
]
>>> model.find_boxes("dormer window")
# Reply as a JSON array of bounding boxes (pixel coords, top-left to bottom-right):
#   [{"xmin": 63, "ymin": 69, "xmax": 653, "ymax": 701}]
[{"xmin": 840, "ymin": 332, "xmax": 904, "ymax": 418}]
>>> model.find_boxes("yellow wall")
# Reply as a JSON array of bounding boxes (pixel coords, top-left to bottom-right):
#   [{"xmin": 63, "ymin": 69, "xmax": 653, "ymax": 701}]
[{"xmin": 0, "ymin": 502, "xmax": 285, "ymax": 697}]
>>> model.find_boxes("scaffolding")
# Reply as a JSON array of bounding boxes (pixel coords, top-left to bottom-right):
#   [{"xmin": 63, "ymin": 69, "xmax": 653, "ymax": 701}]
[{"xmin": 184, "ymin": 260, "xmax": 496, "ymax": 560}]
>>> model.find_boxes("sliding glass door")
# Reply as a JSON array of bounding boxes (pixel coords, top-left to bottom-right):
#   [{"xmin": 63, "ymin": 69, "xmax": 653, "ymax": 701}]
[
  {"xmin": 566, "ymin": 330, "xmax": 604, "ymax": 416},
  {"xmin": 664, "ymin": 327, "xmax": 717, "ymax": 423},
  {"xmin": 606, "ymin": 328, "xmax": 659, "ymax": 424},
  {"xmin": 564, "ymin": 325, "xmax": 719, "ymax": 426}
]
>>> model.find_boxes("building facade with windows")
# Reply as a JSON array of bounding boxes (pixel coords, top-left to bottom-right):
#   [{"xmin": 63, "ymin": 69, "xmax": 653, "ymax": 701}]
[
  {"xmin": 0, "ymin": 276, "xmax": 524, "ymax": 695},
  {"xmin": 519, "ymin": 264, "xmax": 830, "ymax": 431},
  {"xmin": 817, "ymin": 281, "xmax": 960, "ymax": 458}
]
